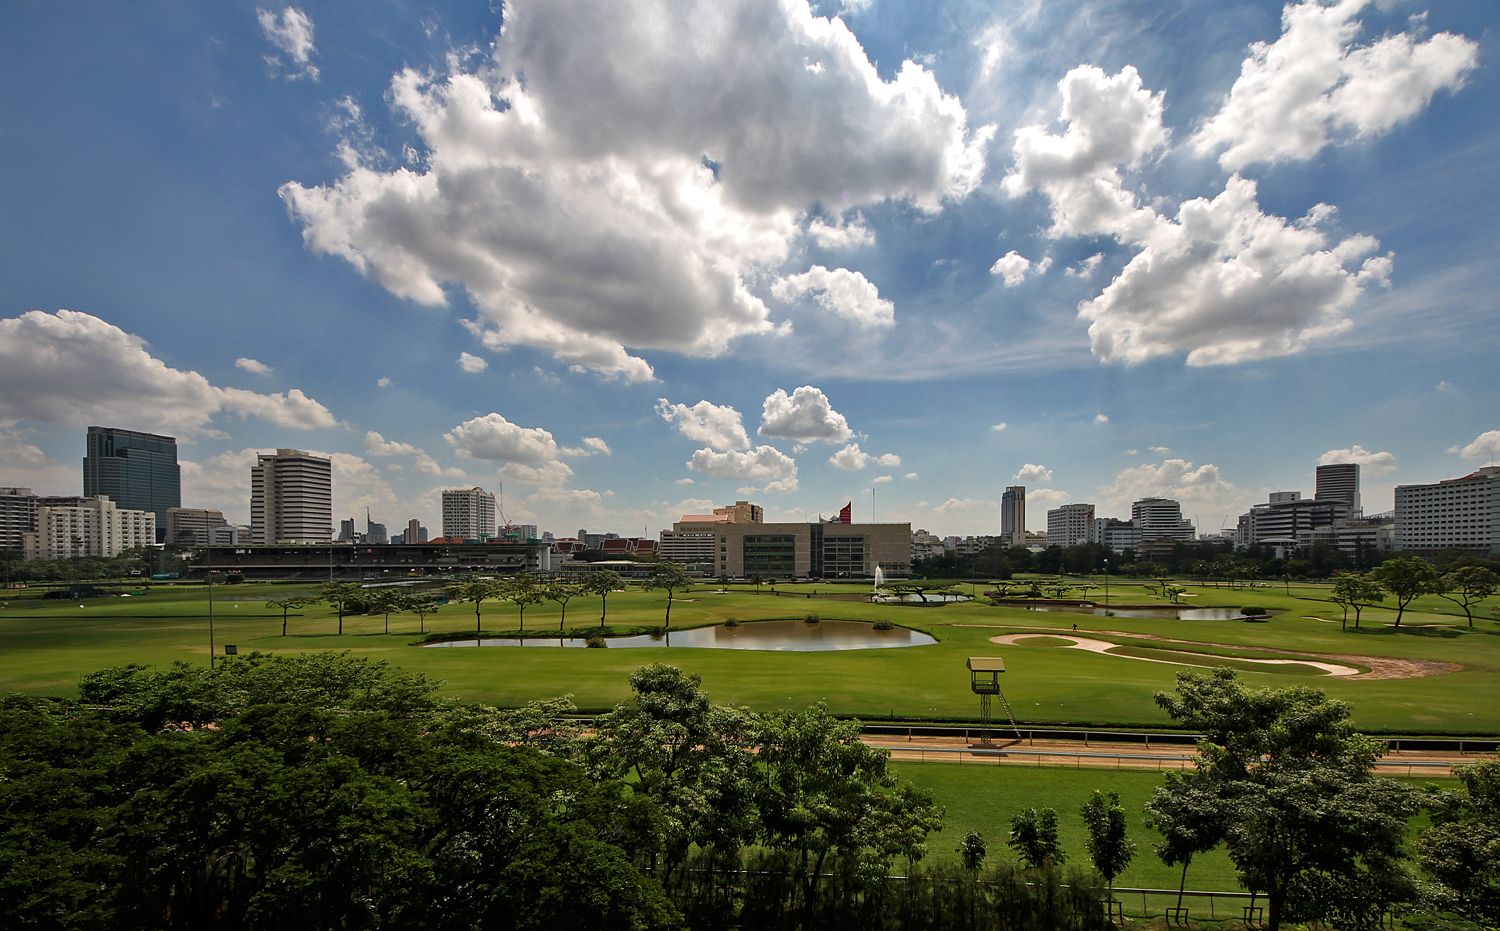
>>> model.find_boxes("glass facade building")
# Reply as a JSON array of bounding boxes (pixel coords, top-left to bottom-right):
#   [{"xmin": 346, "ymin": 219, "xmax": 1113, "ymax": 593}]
[{"xmin": 83, "ymin": 427, "xmax": 180, "ymax": 543}]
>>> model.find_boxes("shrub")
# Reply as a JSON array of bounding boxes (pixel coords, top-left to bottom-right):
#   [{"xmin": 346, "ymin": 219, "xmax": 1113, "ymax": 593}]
[
  {"xmin": 804, "ymin": 613, "xmax": 820, "ymax": 624},
  {"xmin": 585, "ymin": 636, "xmax": 606, "ymax": 648},
  {"xmin": 645, "ymin": 625, "xmax": 666, "ymax": 637},
  {"xmin": 872, "ymin": 620, "xmax": 894, "ymax": 631},
  {"xmin": 1241, "ymin": 605, "xmax": 1267, "ymax": 617},
  {"xmin": 724, "ymin": 617, "xmax": 740, "ymax": 627}
]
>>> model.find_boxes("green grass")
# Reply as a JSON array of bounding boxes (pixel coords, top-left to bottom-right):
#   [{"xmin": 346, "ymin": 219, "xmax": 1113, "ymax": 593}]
[
  {"xmin": 891, "ymin": 762, "xmax": 1460, "ymax": 892},
  {"xmin": 2, "ymin": 578, "xmax": 1499, "ymax": 733}
]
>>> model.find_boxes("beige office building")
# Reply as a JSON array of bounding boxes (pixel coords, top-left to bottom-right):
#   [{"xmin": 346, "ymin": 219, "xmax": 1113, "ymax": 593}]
[
  {"xmin": 23, "ymin": 495, "xmax": 156, "ymax": 560},
  {"xmin": 250, "ymin": 449, "xmax": 333, "ymax": 544},
  {"xmin": 441, "ymin": 487, "xmax": 497, "ymax": 539},
  {"xmin": 165, "ymin": 506, "xmax": 228, "ymax": 545},
  {"xmin": 669, "ymin": 502, "xmax": 909, "ymax": 579}
]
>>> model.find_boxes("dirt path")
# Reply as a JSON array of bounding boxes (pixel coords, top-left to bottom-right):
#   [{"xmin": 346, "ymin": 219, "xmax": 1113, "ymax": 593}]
[
  {"xmin": 947, "ymin": 624, "xmax": 1462, "ymax": 680},
  {"xmin": 986, "ymin": 633, "xmax": 1361, "ymax": 676}
]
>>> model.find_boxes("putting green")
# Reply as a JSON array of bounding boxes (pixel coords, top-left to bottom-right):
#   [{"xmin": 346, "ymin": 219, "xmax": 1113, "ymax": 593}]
[{"xmin": 1, "ymin": 578, "xmax": 1497, "ymax": 733}]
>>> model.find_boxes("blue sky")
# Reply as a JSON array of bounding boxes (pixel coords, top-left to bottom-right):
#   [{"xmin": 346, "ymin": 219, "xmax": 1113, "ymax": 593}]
[{"xmin": 2, "ymin": 0, "xmax": 1497, "ymax": 538}]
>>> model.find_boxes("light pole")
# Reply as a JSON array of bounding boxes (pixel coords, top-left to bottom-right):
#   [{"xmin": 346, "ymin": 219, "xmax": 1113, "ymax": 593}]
[{"xmin": 1103, "ymin": 557, "xmax": 1110, "ymax": 606}]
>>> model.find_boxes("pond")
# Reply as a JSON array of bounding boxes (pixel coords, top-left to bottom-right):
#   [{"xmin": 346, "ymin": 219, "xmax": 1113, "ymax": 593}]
[
  {"xmin": 870, "ymin": 593, "xmax": 973, "ymax": 603},
  {"xmin": 1019, "ymin": 605, "xmax": 1279, "ymax": 620},
  {"xmin": 421, "ymin": 619, "xmax": 938, "ymax": 651}
]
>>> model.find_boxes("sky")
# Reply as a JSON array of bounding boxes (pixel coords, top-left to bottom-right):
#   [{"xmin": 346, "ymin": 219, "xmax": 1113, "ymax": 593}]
[{"xmin": 2, "ymin": 0, "xmax": 1498, "ymax": 539}]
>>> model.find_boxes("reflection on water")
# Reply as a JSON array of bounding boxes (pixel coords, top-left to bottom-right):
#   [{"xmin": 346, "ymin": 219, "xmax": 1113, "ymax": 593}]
[
  {"xmin": 422, "ymin": 619, "xmax": 938, "ymax": 651},
  {"xmin": 1023, "ymin": 605, "xmax": 1275, "ymax": 620}
]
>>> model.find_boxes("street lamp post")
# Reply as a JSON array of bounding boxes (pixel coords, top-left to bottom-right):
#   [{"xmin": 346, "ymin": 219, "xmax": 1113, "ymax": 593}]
[{"xmin": 1103, "ymin": 558, "xmax": 1110, "ymax": 606}]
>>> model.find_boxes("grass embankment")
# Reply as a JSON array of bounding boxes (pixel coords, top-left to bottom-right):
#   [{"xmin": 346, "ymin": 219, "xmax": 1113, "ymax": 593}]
[{"xmin": 1, "ymin": 578, "xmax": 1498, "ymax": 733}]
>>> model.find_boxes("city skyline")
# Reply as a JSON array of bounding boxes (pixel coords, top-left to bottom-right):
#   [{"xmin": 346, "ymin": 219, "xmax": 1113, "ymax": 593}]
[{"xmin": 2, "ymin": 0, "xmax": 1498, "ymax": 538}]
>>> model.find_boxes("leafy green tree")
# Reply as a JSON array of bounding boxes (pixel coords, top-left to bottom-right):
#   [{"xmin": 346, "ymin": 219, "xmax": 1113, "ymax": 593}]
[
  {"xmin": 1080, "ymin": 790, "xmax": 1135, "ymax": 893},
  {"xmin": 1155, "ymin": 668, "xmax": 1418, "ymax": 931},
  {"xmin": 1144, "ymin": 768, "xmax": 1224, "ymax": 912},
  {"xmin": 641, "ymin": 563, "xmax": 693, "ymax": 629},
  {"xmin": 1417, "ymin": 756, "xmax": 1500, "ymax": 925},
  {"xmin": 1435, "ymin": 566, "xmax": 1500, "ymax": 628},
  {"xmin": 755, "ymin": 703, "xmax": 942, "ymax": 910},
  {"xmin": 1371, "ymin": 555, "xmax": 1444, "ymax": 627},
  {"xmin": 369, "ymin": 588, "xmax": 408, "ymax": 633},
  {"xmin": 1330, "ymin": 572, "xmax": 1386, "ymax": 630},
  {"xmin": 319, "ymin": 580, "xmax": 364, "ymax": 635},
  {"xmin": 545, "ymin": 580, "xmax": 579, "ymax": 633},
  {"xmin": 266, "ymin": 594, "xmax": 317, "ymax": 636},
  {"xmin": 581, "ymin": 569, "xmax": 624, "ymax": 625},
  {"xmin": 956, "ymin": 830, "xmax": 987, "ymax": 872},
  {"xmin": 589, "ymin": 664, "xmax": 758, "ymax": 878},
  {"xmin": 406, "ymin": 593, "xmax": 441, "ymax": 633},
  {"xmin": 1008, "ymin": 807, "xmax": 1066, "ymax": 869},
  {"xmin": 506, "ymin": 574, "xmax": 547, "ymax": 631},
  {"xmin": 446, "ymin": 576, "xmax": 503, "ymax": 632}
]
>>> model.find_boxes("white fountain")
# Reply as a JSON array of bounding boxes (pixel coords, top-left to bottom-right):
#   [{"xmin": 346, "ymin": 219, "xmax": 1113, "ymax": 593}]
[{"xmin": 873, "ymin": 565, "xmax": 886, "ymax": 593}]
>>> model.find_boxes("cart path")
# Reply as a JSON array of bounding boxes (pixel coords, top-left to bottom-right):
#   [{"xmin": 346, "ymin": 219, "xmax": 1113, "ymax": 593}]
[
  {"xmin": 946, "ymin": 624, "xmax": 1462, "ymax": 680},
  {"xmin": 985, "ymin": 633, "xmax": 1360, "ymax": 676}
]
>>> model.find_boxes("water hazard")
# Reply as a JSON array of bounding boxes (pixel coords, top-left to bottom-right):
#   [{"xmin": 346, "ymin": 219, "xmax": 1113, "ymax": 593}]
[{"xmin": 421, "ymin": 619, "xmax": 938, "ymax": 651}]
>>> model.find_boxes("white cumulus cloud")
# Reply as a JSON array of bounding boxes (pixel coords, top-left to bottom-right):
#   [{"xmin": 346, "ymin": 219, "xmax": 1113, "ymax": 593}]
[
  {"xmin": 445, "ymin": 413, "xmax": 560, "ymax": 466},
  {"xmin": 990, "ymin": 251, "xmax": 1039, "ymax": 286},
  {"xmin": 807, "ymin": 215, "xmax": 875, "ymax": 249},
  {"xmin": 1013, "ymin": 463, "xmax": 1053, "ymax": 483},
  {"xmin": 1318, "ymin": 444, "xmax": 1396, "ymax": 476},
  {"xmin": 689, "ymin": 445, "xmax": 798, "ymax": 490},
  {"xmin": 759, "ymin": 386, "xmax": 854, "ymax": 444},
  {"xmin": 1007, "ymin": 64, "xmax": 1396, "ymax": 367},
  {"xmin": 257, "ymin": 7, "xmax": 319, "ymax": 81},
  {"xmin": 656, "ymin": 398, "xmax": 750, "ymax": 450},
  {"xmin": 1099, "ymin": 458, "xmax": 1241, "ymax": 517},
  {"xmin": 0, "ymin": 309, "xmax": 337, "ymax": 434},
  {"xmin": 236, "ymin": 357, "xmax": 274, "ymax": 375},
  {"xmin": 872, "ymin": 474, "xmax": 892, "ymax": 484},
  {"xmin": 1192, "ymin": 0, "xmax": 1478, "ymax": 171},
  {"xmin": 457, "ymin": 352, "xmax": 488, "ymax": 373},
  {"xmin": 279, "ymin": 0, "xmax": 991, "ymax": 381},
  {"xmin": 1455, "ymin": 431, "xmax": 1500, "ymax": 462},
  {"xmin": 991, "ymin": 422, "xmax": 1007, "ymax": 431},
  {"xmin": 772, "ymin": 265, "xmax": 895, "ymax": 327},
  {"xmin": 829, "ymin": 443, "xmax": 871, "ymax": 470}
]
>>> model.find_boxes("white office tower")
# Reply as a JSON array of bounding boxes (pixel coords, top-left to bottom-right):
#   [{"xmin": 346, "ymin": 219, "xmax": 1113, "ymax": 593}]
[
  {"xmin": 23, "ymin": 495, "xmax": 156, "ymax": 559},
  {"xmin": 442, "ymin": 487, "xmax": 497, "ymax": 539},
  {"xmin": 250, "ymin": 449, "xmax": 333, "ymax": 544},
  {"xmin": 0, "ymin": 487, "xmax": 37, "ymax": 551},
  {"xmin": 1395, "ymin": 466, "xmax": 1500, "ymax": 557},
  {"xmin": 1315, "ymin": 463, "xmax": 1361, "ymax": 512},
  {"xmin": 1131, "ymin": 497, "xmax": 1196, "ymax": 541},
  {"xmin": 1000, "ymin": 486, "xmax": 1026, "ymax": 547},
  {"xmin": 1046, "ymin": 504, "xmax": 1096, "ymax": 547}
]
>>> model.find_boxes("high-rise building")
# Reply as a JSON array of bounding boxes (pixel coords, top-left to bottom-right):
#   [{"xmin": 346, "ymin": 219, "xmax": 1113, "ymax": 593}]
[
  {"xmin": 23, "ymin": 495, "xmax": 155, "ymax": 560},
  {"xmin": 164, "ymin": 507, "xmax": 227, "ymax": 546},
  {"xmin": 250, "ymin": 449, "xmax": 332, "ymax": 544},
  {"xmin": 1000, "ymin": 486, "xmax": 1025, "ymax": 547},
  {"xmin": 1046, "ymin": 503, "xmax": 1096, "ymax": 547},
  {"xmin": 1394, "ymin": 467, "xmax": 1500, "ymax": 557},
  {"xmin": 1235, "ymin": 491, "xmax": 1349, "ymax": 550},
  {"xmin": 338, "ymin": 519, "xmax": 357, "ymax": 543},
  {"xmin": 83, "ymin": 427, "xmax": 180, "ymax": 542},
  {"xmin": 442, "ymin": 487, "xmax": 496, "ymax": 539},
  {"xmin": 1315, "ymin": 463, "xmax": 1361, "ymax": 512},
  {"xmin": 1131, "ymin": 497, "xmax": 1195, "ymax": 541},
  {"xmin": 407, "ymin": 519, "xmax": 422, "ymax": 545},
  {"xmin": 1, "ymin": 487, "xmax": 38, "ymax": 553}
]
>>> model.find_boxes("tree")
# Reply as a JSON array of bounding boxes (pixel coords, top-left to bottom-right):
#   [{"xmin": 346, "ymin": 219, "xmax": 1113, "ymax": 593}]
[
  {"xmin": 1007, "ymin": 807, "xmax": 1065, "ymax": 869},
  {"xmin": 755, "ymin": 703, "xmax": 941, "ymax": 913},
  {"xmin": 1417, "ymin": 756, "xmax": 1500, "ymax": 925},
  {"xmin": 369, "ymin": 588, "xmax": 407, "ymax": 633},
  {"xmin": 545, "ymin": 581, "xmax": 579, "ymax": 633},
  {"xmin": 642, "ymin": 563, "xmax": 693, "ymax": 629},
  {"xmin": 957, "ymin": 831, "xmax": 987, "ymax": 872},
  {"xmin": 1371, "ymin": 555, "xmax": 1443, "ymax": 627},
  {"xmin": 879, "ymin": 581, "xmax": 959, "ymax": 603},
  {"xmin": 1080, "ymin": 790, "xmax": 1135, "ymax": 893},
  {"xmin": 407, "ymin": 594, "xmax": 441, "ymax": 633},
  {"xmin": 446, "ymin": 576, "xmax": 503, "ymax": 633},
  {"xmin": 1329, "ymin": 572, "xmax": 1386, "ymax": 630},
  {"xmin": 266, "ymin": 594, "xmax": 316, "ymax": 636},
  {"xmin": 319, "ymin": 580, "xmax": 364, "ymax": 635},
  {"xmin": 580, "ymin": 569, "xmax": 624, "ymax": 625},
  {"xmin": 1435, "ymin": 566, "xmax": 1500, "ymax": 628},
  {"xmin": 1155, "ymin": 668, "xmax": 1418, "ymax": 931},
  {"xmin": 1144, "ymin": 768, "xmax": 1224, "ymax": 913},
  {"xmin": 506, "ymin": 574, "xmax": 547, "ymax": 631}
]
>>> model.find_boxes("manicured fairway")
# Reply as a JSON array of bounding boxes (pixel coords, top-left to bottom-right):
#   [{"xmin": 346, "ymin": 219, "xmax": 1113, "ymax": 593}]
[{"xmin": 2, "ymin": 579, "xmax": 1498, "ymax": 733}]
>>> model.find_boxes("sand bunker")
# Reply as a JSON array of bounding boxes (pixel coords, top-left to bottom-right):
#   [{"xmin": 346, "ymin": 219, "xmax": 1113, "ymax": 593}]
[{"xmin": 989, "ymin": 633, "xmax": 1361, "ymax": 676}]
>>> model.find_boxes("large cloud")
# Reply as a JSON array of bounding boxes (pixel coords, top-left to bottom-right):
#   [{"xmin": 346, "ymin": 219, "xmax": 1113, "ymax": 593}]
[
  {"xmin": 1098, "ymin": 458, "xmax": 1241, "ymax": 519},
  {"xmin": 688, "ymin": 445, "xmax": 798, "ymax": 490},
  {"xmin": 444, "ymin": 413, "xmax": 560, "ymax": 466},
  {"xmin": 1454, "ymin": 430, "xmax": 1500, "ymax": 462},
  {"xmin": 1318, "ymin": 444, "xmax": 1396, "ymax": 476},
  {"xmin": 759, "ymin": 386, "xmax": 855, "ymax": 444},
  {"xmin": 772, "ymin": 265, "xmax": 894, "ymax": 327},
  {"xmin": 1007, "ymin": 66, "xmax": 1393, "ymax": 367},
  {"xmin": 280, "ymin": 0, "xmax": 991, "ymax": 381},
  {"xmin": 0, "ymin": 310, "xmax": 337, "ymax": 434},
  {"xmin": 1192, "ymin": 0, "xmax": 1478, "ymax": 171},
  {"xmin": 656, "ymin": 398, "xmax": 751, "ymax": 451}
]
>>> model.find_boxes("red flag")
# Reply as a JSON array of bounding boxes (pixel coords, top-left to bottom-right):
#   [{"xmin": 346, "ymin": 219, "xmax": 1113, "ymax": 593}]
[{"xmin": 838, "ymin": 502, "xmax": 851, "ymax": 524}]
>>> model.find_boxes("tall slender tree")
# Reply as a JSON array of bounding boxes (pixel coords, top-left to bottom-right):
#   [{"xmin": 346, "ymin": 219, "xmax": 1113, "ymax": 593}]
[
  {"xmin": 1371, "ymin": 555, "xmax": 1443, "ymax": 627},
  {"xmin": 319, "ymin": 581, "xmax": 363, "ymax": 635},
  {"xmin": 642, "ymin": 563, "xmax": 692, "ymax": 629}
]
